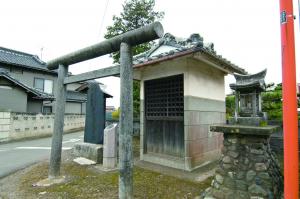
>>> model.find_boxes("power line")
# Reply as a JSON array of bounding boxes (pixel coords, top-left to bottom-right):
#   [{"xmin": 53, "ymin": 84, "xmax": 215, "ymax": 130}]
[{"xmin": 98, "ymin": 0, "xmax": 110, "ymax": 37}]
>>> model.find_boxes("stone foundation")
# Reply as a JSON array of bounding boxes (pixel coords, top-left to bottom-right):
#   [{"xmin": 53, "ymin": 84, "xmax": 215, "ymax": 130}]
[
  {"xmin": 202, "ymin": 125, "xmax": 283, "ymax": 199},
  {"xmin": 73, "ymin": 143, "xmax": 103, "ymax": 163}
]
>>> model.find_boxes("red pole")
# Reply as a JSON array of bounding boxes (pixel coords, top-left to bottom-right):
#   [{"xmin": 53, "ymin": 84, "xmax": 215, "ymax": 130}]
[{"xmin": 280, "ymin": 0, "xmax": 299, "ymax": 198}]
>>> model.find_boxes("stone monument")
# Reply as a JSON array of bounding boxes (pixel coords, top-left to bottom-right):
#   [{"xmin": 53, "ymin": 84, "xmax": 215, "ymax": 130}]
[
  {"xmin": 201, "ymin": 69, "xmax": 283, "ymax": 199},
  {"xmin": 84, "ymin": 81, "xmax": 106, "ymax": 144},
  {"xmin": 73, "ymin": 81, "xmax": 112, "ymax": 163}
]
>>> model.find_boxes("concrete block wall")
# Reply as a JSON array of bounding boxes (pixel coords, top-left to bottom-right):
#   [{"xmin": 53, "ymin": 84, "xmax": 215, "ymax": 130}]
[
  {"xmin": 0, "ymin": 112, "xmax": 11, "ymax": 141},
  {"xmin": 184, "ymin": 98, "xmax": 225, "ymax": 170},
  {"xmin": 0, "ymin": 112, "xmax": 85, "ymax": 142}
]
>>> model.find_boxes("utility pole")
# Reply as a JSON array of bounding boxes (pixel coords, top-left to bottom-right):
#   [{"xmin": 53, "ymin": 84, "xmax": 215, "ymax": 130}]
[{"xmin": 279, "ymin": 0, "xmax": 298, "ymax": 198}]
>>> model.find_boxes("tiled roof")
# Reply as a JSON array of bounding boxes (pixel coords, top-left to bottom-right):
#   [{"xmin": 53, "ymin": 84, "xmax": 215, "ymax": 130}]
[
  {"xmin": 75, "ymin": 80, "xmax": 113, "ymax": 98},
  {"xmin": 230, "ymin": 69, "xmax": 266, "ymax": 91},
  {"xmin": 0, "ymin": 69, "xmax": 54, "ymax": 99},
  {"xmin": 66, "ymin": 90, "xmax": 87, "ymax": 102},
  {"xmin": 133, "ymin": 33, "xmax": 247, "ymax": 75},
  {"xmin": 0, "ymin": 47, "xmax": 56, "ymax": 73}
]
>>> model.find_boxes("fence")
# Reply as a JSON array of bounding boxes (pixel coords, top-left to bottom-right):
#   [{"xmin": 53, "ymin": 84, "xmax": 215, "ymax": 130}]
[
  {"xmin": 268, "ymin": 120, "xmax": 300, "ymax": 153},
  {"xmin": 0, "ymin": 111, "xmax": 85, "ymax": 142}
]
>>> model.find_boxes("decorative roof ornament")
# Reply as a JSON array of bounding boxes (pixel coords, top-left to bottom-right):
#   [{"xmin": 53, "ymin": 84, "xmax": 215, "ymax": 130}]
[{"xmin": 133, "ymin": 33, "xmax": 247, "ymax": 75}]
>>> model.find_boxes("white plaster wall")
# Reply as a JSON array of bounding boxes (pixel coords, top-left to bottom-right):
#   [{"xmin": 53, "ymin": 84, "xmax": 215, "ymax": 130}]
[
  {"xmin": 136, "ymin": 56, "xmax": 226, "ymax": 101},
  {"xmin": 136, "ymin": 58, "xmax": 188, "ymax": 100},
  {"xmin": 186, "ymin": 58, "xmax": 225, "ymax": 101}
]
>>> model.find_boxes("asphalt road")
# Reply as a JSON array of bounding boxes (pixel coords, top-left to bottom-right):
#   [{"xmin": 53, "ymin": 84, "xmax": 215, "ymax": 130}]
[{"xmin": 0, "ymin": 131, "xmax": 83, "ymax": 178}]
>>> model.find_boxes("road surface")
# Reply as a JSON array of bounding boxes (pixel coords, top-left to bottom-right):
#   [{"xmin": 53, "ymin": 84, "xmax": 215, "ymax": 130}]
[{"xmin": 0, "ymin": 131, "xmax": 83, "ymax": 178}]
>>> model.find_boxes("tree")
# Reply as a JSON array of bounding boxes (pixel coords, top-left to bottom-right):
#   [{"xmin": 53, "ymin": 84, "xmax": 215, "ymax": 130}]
[
  {"xmin": 112, "ymin": 107, "xmax": 120, "ymax": 119},
  {"xmin": 261, "ymin": 83, "xmax": 283, "ymax": 120},
  {"xmin": 104, "ymin": 0, "xmax": 164, "ymax": 117},
  {"xmin": 225, "ymin": 83, "xmax": 297, "ymax": 121},
  {"xmin": 226, "ymin": 94, "xmax": 235, "ymax": 119}
]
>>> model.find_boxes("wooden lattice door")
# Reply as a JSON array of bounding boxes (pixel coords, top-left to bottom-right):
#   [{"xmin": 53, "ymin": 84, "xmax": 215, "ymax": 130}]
[{"xmin": 144, "ymin": 74, "xmax": 184, "ymax": 157}]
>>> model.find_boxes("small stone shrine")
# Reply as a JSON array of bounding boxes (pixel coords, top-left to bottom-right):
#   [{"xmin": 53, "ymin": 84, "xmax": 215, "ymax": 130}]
[
  {"xmin": 230, "ymin": 69, "xmax": 267, "ymax": 125},
  {"xmin": 202, "ymin": 70, "xmax": 283, "ymax": 199},
  {"xmin": 133, "ymin": 33, "xmax": 247, "ymax": 171}
]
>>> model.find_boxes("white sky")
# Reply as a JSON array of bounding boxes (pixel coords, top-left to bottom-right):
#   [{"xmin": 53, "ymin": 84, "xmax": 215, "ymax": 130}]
[{"xmin": 1, "ymin": 0, "xmax": 299, "ymax": 107}]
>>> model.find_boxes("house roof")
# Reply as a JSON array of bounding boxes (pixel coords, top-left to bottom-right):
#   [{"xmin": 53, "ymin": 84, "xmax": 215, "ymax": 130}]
[
  {"xmin": 66, "ymin": 90, "xmax": 88, "ymax": 102},
  {"xmin": 75, "ymin": 80, "xmax": 113, "ymax": 98},
  {"xmin": 0, "ymin": 69, "xmax": 90, "ymax": 102},
  {"xmin": 0, "ymin": 69, "xmax": 54, "ymax": 100},
  {"xmin": 133, "ymin": 33, "xmax": 247, "ymax": 75},
  {"xmin": 0, "ymin": 47, "xmax": 56, "ymax": 74}
]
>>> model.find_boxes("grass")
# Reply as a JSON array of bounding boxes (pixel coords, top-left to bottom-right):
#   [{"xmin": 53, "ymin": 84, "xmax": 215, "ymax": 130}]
[
  {"xmin": 19, "ymin": 162, "xmax": 211, "ymax": 199},
  {"xmin": 16, "ymin": 136, "xmax": 211, "ymax": 198}
]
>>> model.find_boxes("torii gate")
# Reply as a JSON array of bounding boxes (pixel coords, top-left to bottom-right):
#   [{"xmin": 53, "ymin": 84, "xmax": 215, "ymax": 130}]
[{"xmin": 46, "ymin": 22, "xmax": 164, "ymax": 199}]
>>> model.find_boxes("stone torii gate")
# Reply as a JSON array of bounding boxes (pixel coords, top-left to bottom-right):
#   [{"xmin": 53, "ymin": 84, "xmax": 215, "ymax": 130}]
[{"xmin": 46, "ymin": 22, "xmax": 163, "ymax": 199}]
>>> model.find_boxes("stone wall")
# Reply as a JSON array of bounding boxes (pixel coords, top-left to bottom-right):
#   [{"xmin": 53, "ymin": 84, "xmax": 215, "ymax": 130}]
[
  {"xmin": 202, "ymin": 130, "xmax": 283, "ymax": 199},
  {"xmin": 0, "ymin": 111, "xmax": 85, "ymax": 142}
]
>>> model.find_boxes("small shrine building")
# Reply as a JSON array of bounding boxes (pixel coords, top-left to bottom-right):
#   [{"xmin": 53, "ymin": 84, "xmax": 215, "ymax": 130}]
[{"xmin": 133, "ymin": 33, "xmax": 247, "ymax": 171}]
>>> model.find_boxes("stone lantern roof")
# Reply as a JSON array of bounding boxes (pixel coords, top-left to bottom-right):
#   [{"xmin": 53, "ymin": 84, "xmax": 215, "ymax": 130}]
[{"xmin": 229, "ymin": 69, "xmax": 267, "ymax": 92}]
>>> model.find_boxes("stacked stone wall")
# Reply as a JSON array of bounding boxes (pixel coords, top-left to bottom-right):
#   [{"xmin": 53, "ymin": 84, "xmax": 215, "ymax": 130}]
[{"xmin": 202, "ymin": 133, "xmax": 283, "ymax": 199}]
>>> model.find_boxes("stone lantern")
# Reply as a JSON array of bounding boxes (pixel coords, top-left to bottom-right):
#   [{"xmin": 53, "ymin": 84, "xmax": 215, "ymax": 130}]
[
  {"xmin": 229, "ymin": 69, "xmax": 267, "ymax": 125},
  {"xmin": 202, "ymin": 69, "xmax": 283, "ymax": 199}
]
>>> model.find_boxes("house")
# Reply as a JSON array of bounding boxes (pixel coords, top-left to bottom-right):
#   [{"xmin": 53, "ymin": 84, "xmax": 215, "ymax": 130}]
[
  {"xmin": 0, "ymin": 47, "xmax": 88, "ymax": 114},
  {"xmin": 133, "ymin": 33, "xmax": 247, "ymax": 171}
]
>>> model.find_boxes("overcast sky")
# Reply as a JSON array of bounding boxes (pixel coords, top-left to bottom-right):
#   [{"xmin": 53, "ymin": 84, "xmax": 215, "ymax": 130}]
[{"xmin": 1, "ymin": 0, "xmax": 299, "ymax": 107}]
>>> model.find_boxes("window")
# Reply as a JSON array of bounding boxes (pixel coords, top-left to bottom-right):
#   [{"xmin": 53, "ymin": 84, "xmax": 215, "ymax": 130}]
[
  {"xmin": 44, "ymin": 80, "xmax": 53, "ymax": 94},
  {"xmin": 43, "ymin": 106, "xmax": 52, "ymax": 114},
  {"xmin": 10, "ymin": 67, "xmax": 23, "ymax": 74},
  {"xmin": 34, "ymin": 78, "xmax": 53, "ymax": 94},
  {"xmin": 34, "ymin": 78, "xmax": 44, "ymax": 91},
  {"xmin": 145, "ymin": 74, "xmax": 184, "ymax": 118}
]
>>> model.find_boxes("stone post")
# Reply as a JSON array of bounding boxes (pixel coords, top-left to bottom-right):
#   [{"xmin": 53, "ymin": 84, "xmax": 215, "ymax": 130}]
[
  {"xmin": 103, "ymin": 123, "xmax": 118, "ymax": 169},
  {"xmin": 119, "ymin": 42, "xmax": 133, "ymax": 199},
  {"xmin": 202, "ymin": 125, "xmax": 283, "ymax": 199},
  {"xmin": 234, "ymin": 91, "xmax": 239, "ymax": 121},
  {"xmin": 252, "ymin": 90, "xmax": 257, "ymax": 116},
  {"xmin": 49, "ymin": 64, "xmax": 68, "ymax": 178}
]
